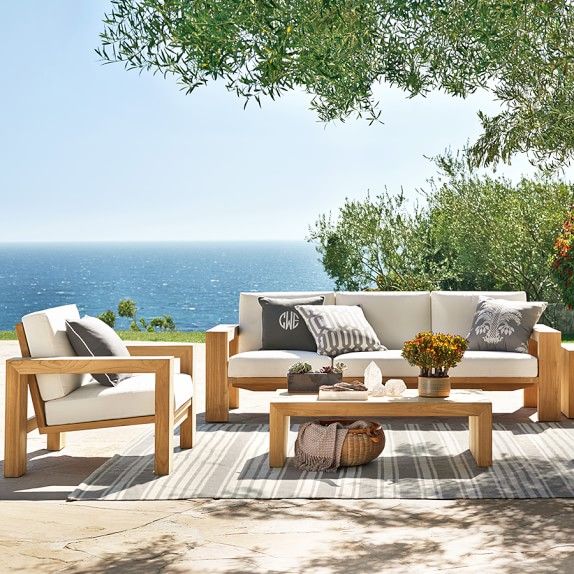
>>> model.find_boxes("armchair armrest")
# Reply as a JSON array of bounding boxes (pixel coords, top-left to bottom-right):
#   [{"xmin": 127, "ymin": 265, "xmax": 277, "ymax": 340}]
[
  {"xmin": 127, "ymin": 343, "xmax": 193, "ymax": 377},
  {"xmin": 6, "ymin": 356, "xmax": 175, "ymax": 376}
]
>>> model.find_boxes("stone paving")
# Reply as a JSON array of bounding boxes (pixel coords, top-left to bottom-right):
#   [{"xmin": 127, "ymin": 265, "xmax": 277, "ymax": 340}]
[{"xmin": 0, "ymin": 341, "xmax": 573, "ymax": 573}]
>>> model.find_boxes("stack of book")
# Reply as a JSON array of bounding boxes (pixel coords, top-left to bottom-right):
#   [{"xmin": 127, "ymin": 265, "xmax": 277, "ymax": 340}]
[{"xmin": 318, "ymin": 381, "xmax": 369, "ymax": 401}]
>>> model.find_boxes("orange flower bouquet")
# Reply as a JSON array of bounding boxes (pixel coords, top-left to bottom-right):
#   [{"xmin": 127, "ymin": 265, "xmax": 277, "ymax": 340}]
[
  {"xmin": 402, "ymin": 331, "xmax": 468, "ymax": 377},
  {"xmin": 402, "ymin": 332, "xmax": 468, "ymax": 397}
]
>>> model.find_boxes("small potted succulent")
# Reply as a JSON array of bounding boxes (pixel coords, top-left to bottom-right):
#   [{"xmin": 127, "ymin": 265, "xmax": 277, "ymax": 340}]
[
  {"xmin": 402, "ymin": 332, "xmax": 468, "ymax": 397},
  {"xmin": 287, "ymin": 362, "xmax": 347, "ymax": 393}
]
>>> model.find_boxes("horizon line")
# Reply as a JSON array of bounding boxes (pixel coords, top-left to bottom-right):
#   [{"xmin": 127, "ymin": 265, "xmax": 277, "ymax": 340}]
[{"xmin": 0, "ymin": 238, "xmax": 315, "ymax": 244}]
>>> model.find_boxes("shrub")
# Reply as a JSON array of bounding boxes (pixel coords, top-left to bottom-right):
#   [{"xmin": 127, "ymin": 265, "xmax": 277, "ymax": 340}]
[
  {"xmin": 115, "ymin": 299, "xmax": 176, "ymax": 332},
  {"xmin": 310, "ymin": 156, "xmax": 574, "ymax": 329},
  {"xmin": 552, "ymin": 209, "xmax": 574, "ymax": 309},
  {"xmin": 97, "ymin": 310, "xmax": 116, "ymax": 328},
  {"xmin": 309, "ymin": 190, "xmax": 449, "ymax": 291}
]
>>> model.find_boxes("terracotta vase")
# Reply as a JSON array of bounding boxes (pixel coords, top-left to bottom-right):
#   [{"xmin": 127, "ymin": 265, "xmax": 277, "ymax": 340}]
[{"xmin": 417, "ymin": 375, "xmax": 450, "ymax": 398}]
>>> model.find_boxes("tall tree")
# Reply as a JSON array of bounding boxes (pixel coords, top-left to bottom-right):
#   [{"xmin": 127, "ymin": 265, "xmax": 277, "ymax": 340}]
[{"xmin": 99, "ymin": 1, "xmax": 574, "ymax": 168}]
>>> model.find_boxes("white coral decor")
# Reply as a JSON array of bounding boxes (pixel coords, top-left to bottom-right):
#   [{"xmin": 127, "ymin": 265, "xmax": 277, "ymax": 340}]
[
  {"xmin": 384, "ymin": 378, "xmax": 407, "ymax": 397},
  {"xmin": 364, "ymin": 361, "xmax": 386, "ymax": 396}
]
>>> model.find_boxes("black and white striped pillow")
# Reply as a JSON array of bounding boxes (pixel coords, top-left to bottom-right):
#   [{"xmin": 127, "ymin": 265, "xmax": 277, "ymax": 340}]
[{"xmin": 296, "ymin": 305, "xmax": 385, "ymax": 357}]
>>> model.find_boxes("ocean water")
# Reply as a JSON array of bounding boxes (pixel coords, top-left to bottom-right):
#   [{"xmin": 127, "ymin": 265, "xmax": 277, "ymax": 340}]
[{"xmin": 0, "ymin": 242, "xmax": 333, "ymax": 331}]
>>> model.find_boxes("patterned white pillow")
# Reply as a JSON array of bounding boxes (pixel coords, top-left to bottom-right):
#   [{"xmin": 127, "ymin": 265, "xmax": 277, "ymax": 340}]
[
  {"xmin": 296, "ymin": 305, "xmax": 385, "ymax": 357},
  {"xmin": 467, "ymin": 297, "xmax": 547, "ymax": 353}
]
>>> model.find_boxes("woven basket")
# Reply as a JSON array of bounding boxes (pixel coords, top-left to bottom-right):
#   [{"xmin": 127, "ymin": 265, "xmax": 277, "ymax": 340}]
[{"xmin": 318, "ymin": 420, "xmax": 385, "ymax": 467}]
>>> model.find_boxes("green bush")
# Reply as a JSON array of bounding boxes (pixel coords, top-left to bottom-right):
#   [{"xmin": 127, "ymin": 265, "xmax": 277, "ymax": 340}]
[
  {"xmin": 552, "ymin": 210, "xmax": 574, "ymax": 309},
  {"xmin": 115, "ymin": 298, "xmax": 176, "ymax": 332},
  {"xmin": 97, "ymin": 310, "xmax": 116, "ymax": 328},
  {"xmin": 310, "ymin": 158, "xmax": 574, "ymax": 329}
]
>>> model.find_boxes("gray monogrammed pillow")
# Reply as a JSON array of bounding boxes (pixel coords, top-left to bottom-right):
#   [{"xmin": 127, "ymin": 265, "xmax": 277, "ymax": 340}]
[
  {"xmin": 296, "ymin": 304, "xmax": 384, "ymax": 357},
  {"xmin": 467, "ymin": 297, "xmax": 547, "ymax": 353},
  {"xmin": 66, "ymin": 316, "xmax": 131, "ymax": 386},
  {"xmin": 259, "ymin": 296, "xmax": 324, "ymax": 351}
]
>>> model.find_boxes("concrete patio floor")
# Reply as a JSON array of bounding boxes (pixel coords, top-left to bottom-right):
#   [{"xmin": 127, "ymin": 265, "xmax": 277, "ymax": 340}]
[{"xmin": 1, "ymin": 340, "xmax": 573, "ymax": 574}]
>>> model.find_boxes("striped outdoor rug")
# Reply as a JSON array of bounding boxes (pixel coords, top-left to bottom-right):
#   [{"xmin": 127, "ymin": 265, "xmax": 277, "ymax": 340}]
[{"xmin": 69, "ymin": 421, "xmax": 574, "ymax": 501}]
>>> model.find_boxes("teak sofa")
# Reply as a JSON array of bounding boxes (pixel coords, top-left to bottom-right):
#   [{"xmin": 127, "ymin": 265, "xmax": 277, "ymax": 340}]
[{"xmin": 206, "ymin": 290, "xmax": 563, "ymax": 423}]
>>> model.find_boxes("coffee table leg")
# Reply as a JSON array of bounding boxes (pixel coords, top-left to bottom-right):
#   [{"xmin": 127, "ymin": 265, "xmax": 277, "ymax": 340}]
[
  {"xmin": 469, "ymin": 407, "xmax": 492, "ymax": 467},
  {"xmin": 269, "ymin": 405, "xmax": 289, "ymax": 467}
]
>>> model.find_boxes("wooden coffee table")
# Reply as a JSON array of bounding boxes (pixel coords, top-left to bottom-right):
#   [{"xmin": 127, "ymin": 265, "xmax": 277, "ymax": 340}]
[{"xmin": 269, "ymin": 390, "xmax": 493, "ymax": 468}]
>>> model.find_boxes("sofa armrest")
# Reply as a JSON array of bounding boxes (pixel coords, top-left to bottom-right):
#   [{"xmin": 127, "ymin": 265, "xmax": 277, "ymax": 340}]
[
  {"xmin": 528, "ymin": 324, "xmax": 562, "ymax": 421},
  {"xmin": 127, "ymin": 343, "xmax": 193, "ymax": 377},
  {"xmin": 530, "ymin": 324, "xmax": 561, "ymax": 342},
  {"xmin": 206, "ymin": 324, "xmax": 239, "ymax": 340},
  {"xmin": 205, "ymin": 325, "xmax": 239, "ymax": 422},
  {"xmin": 206, "ymin": 324, "xmax": 239, "ymax": 357}
]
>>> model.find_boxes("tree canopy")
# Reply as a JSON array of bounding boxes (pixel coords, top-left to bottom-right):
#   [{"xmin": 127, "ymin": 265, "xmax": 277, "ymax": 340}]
[{"xmin": 99, "ymin": 0, "xmax": 574, "ymax": 168}]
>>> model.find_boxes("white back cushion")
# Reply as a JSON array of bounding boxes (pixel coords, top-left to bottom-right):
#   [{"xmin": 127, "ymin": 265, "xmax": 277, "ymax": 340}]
[
  {"xmin": 22, "ymin": 304, "xmax": 85, "ymax": 401},
  {"xmin": 238, "ymin": 292, "xmax": 336, "ymax": 352},
  {"xmin": 335, "ymin": 292, "xmax": 431, "ymax": 350},
  {"xmin": 431, "ymin": 291, "xmax": 527, "ymax": 337}
]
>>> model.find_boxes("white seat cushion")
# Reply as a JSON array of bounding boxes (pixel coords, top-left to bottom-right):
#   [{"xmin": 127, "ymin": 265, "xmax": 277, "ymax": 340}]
[
  {"xmin": 335, "ymin": 292, "xmax": 431, "ymax": 350},
  {"xmin": 44, "ymin": 373, "xmax": 192, "ymax": 426},
  {"xmin": 228, "ymin": 350, "xmax": 331, "ymax": 378},
  {"xmin": 335, "ymin": 350, "xmax": 538, "ymax": 378},
  {"xmin": 238, "ymin": 291, "xmax": 336, "ymax": 352},
  {"xmin": 22, "ymin": 304, "xmax": 86, "ymax": 401},
  {"xmin": 431, "ymin": 291, "xmax": 527, "ymax": 337}
]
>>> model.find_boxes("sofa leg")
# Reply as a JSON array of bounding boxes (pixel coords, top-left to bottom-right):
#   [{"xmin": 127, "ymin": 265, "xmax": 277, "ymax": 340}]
[
  {"xmin": 536, "ymin": 331, "xmax": 562, "ymax": 422},
  {"xmin": 206, "ymin": 331, "xmax": 230, "ymax": 422},
  {"xmin": 180, "ymin": 400, "xmax": 196, "ymax": 449},
  {"xmin": 47, "ymin": 432, "xmax": 66, "ymax": 451},
  {"xmin": 523, "ymin": 386, "xmax": 537, "ymax": 408},
  {"xmin": 229, "ymin": 385, "xmax": 240, "ymax": 410},
  {"xmin": 538, "ymin": 391, "xmax": 561, "ymax": 422}
]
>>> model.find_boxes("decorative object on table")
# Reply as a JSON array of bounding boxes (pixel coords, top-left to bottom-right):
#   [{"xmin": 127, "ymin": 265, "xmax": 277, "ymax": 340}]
[
  {"xmin": 295, "ymin": 304, "xmax": 384, "ymax": 356},
  {"xmin": 294, "ymin": 419, "xmax": 385, "ymax": 471},
  {"xmin": 384, "ymin": 378, "xmax": 407, "ymax": 397},
  {"xmin": 467, "ymin": 296, "xmax": 547, "ymax": 353},
  {"xmin": 363, "ymin": 362, "xmax": 407, "ymax": 397},
  {"xmin": 364, "ymin": 361, "xmax": 385, "ymax": 396},
  {"xmin": 402, "ymin": 331, "xmax": 468, "ymax": 398},
  {"xmin": 287, "ymin": 361, "xmax": 346, "ymax": 393},
  {"xmin": 258, "ymin": 295, "xmax": 324, "ymax": 351},
  {"xmin": 318, "ymin": 381, "xmax": 369, "ymax": 401}
]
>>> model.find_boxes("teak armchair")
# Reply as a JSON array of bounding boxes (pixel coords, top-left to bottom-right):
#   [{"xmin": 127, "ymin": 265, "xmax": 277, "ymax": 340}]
[{"xmin": 4, "ymin": 322, "xmax": 195, "ymax": 478}]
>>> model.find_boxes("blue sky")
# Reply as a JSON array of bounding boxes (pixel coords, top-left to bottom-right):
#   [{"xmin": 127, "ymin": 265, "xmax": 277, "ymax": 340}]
[{"xmin": 1, "ymin": 1, "xmax": 565, "ymax": 242}]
